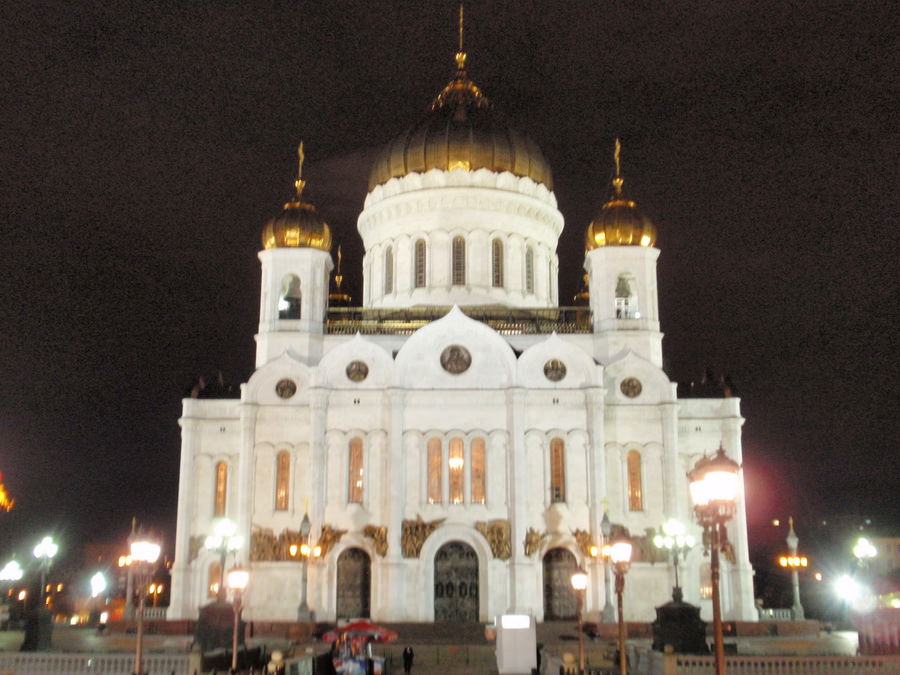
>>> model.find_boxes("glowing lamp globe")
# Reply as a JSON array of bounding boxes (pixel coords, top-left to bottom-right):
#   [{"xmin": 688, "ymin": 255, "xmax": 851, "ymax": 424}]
[
  {"xmin": 130, "ymin": 539, "xmax": 161, "ymax": 564},
  {"xmin": 226, "ymin": 568, "xmax": 250, "ymax": 591},
  {"xmin": 688, "ymin": 447, "xmax": 741, "ymax": 520},
  {"xmin": 570, "ymin": 568, "xmax": 588, "ymax": 591},
  {"xmin": 33, "ymin": 536, "xmax": 58, "ymax": 561},
  {"xmin": 609, "ymin": 540, "xmax": 633, "ymax": 565}
]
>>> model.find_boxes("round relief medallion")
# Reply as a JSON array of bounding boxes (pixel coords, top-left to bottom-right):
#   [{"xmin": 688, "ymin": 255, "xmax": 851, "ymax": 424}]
[
  {"xmin": 345, "ymin": 360, "xmax": 369, "ymax": 382},
  {"xmin": 543, "ymin": 359, "xmax": 567, "ymax": 382},
  {"xmin": 620, "ymin": 377, "xmax": 642, "ymax": 398},
  {"xmin": 275, "ymin": 378, "xmax": 297, "ymax": 399},
  {"xmin": 440, "ymin": 344, "xmax": 472, "ymax": 374}
]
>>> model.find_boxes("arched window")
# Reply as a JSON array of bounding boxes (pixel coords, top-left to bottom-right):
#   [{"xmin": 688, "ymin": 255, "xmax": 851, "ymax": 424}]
[
  {"xmin": 615, "ymin": 274, "xmax": 639, "ymax": 318},
  {"xmin": 348, "ymin": 438, "xmax": 364, "ymax": 504},
  {"xmin": 384, "ymin": 246, "xmax": 394, "ymax": 294},
  {"xmin": 699, "ymin": 562, "xmax": 713, "ymax": 599},
  {"xmin": 427, "ymin": 438, "xmax": 442, "ymax": 504},
  {"xmin": 278, "ymin": 274, "xmax": 301, "ymax": 319},
  {"xmin": 449, "ymin": 438, "xmax": 464, "ymax": 504},
  {"xmin": 452, "ymin": 236, "xmax": 466, "ymax": 286},
  {"xmin": 491, "ymin": 238, "xmax": 504, "ymax": 288},
  {"xmin": 550, "ymin": 438, "xmax": 565, "ymax": 503},
  {"xmin": 471, "ymin": 437, "xmax": 486, "ymax": 504},
  {"xmin": 214, "ymin": 461, "xmax": 227, "ymax": 516},
  {"xmin": 275, "ymin": 451, "xmax": 290, "ymax": 511},
  {"xmin": 208, "ymin": 562, "xmax": 222, "ymax": 598},
  {"xmin": 414, "ymin": 239, "xmax": 427, "ymax": 288},
  {"xmin": 525, "ymin": 246, "xmax": 535, "ymax": 294},
  {"xmin": 627, "ymin": 450, "xmax": 643, "ymax": 511}
]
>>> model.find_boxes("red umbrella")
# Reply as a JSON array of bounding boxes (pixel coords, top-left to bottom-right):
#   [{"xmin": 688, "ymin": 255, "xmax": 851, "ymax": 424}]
[{"xmin": 323, "ymin": 621, "xmax": 399, "ymax": 643}]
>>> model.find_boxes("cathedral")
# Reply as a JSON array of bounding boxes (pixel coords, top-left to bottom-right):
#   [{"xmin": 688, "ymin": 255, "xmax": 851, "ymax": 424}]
[{"xmin": 167, "ymin": 33, "xmax": 757, "ymax": 625}]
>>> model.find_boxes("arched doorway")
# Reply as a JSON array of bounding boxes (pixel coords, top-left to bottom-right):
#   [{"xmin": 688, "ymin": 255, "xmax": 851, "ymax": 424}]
[
  {"xmin": 543, "ymin": 548, "xmax": 578, "ymax": 620},
  {"xmin": 434, "ymin": 541, "xmax": 479, "ymax": 621},
  {"xmin": 336, "ymin": 548, "xmax": 371, "ymax": 619}
]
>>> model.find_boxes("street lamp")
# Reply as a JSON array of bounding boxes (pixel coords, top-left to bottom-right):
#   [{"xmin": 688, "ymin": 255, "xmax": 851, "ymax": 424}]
[
  {"xmin": 130, "ymin": 535, "xmax": 161, "ymax": 675},
  {"xmin": 292, "ymin": 512, "xmax": 321, "ymax": 621},
  {"xmin": 570, "ymin": 566, "xmax": 588, "ymax": 673},
  {"xmin": 0, "ymin": 560, "xmax": 23, "ymax": 582},
  {"xmin": 147, "ymin": 583, "xmax": 164, "ymax": 608},
  {"xmin": 33, "ymin": 537, "xmax": 58, "ymax": 607},
  {"xmin": 609, "ymin": 538, "xmax": 632, "ymax": 675},
  {"xmin": 688, "ymin": 446, "xmax": 741, "ymax": 675},
  {"xmin": 777, "ymin": 518, "xmax": 807, "ymax": 619},
  {"xmin": 226, "ymin": 568, "xmax": 249, "ymax": 673},
  {"xmin": 653, "ymin": 518, "xmax": 695, "ymax": 602},
  {"xmin": 853, "ymin": 537, "xmax": 877, "ymax": 568},
  {"xmin": 600, "ymin": 511, "xmax": 616, "ymax": 623},
  {"xmin": 204, "ymin": 518, "xmax": 244, "ymax": 602}
]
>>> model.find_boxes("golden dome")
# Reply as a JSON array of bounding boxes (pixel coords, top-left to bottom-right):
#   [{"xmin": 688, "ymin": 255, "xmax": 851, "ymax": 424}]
[
  {"xmin": 262, "ymin": 143, "xmax": 332, "ymax": 252},
  {"xmin": 585, "ymin": 140, "xmax": 657, "ymax": 250},
  {"xmin": 368, "ymin": 49, "xmax": 553, "ymax": 191}
]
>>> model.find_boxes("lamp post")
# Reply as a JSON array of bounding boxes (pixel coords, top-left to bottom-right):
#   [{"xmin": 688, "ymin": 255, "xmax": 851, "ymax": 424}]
[
  {"xmin": 226, "ymin": 568, "xmax": 249, "ymax": 674},
  {"xmin": 204, "ymin": 518, "xmax": 244, "ymax": 603},
  {"xmin": 600, "ymin": 511, "xmax": 616, "ymax": 623},
  {"xmin": 688, "ymin": 446, "xmax": 741, "ymax": 675},
  {"xmin": 148, "ymin": 583, "xmax": 164, "ymax": 608},
  {"xmin": 653, "ymin": 519, "xmax": 695, "ymax": 602},
  {"xmin": 610, "ymin": 538, "xmax": 633, "ymax": 675},
  {"xmin": 90, "ymin": 572, "xmax": 107, "ymax": 627},
  {"xmin": 292, "ymin": 513, "xmax": 322, "ymax": 621},
  {"xmin": 130, "ymin": 535, "xmax": 161, "ymax": 675},
  {"xmin": 778, "ymin": 518, "xmax": 806, "ymax": 619},
  {"xmin": 33, "ymin": 537, "xmax": 58, "ymax": 607},
  {"xmin": 853, "ymin": 537, "xmax": 877, "ymax": 569},
  {"xmin": 570, "ymin": 566, "xmax": 588, "ymax": 674},
  {"xmin": 21, "ymin": 536, "xmax": 58, "ymax": 651}
]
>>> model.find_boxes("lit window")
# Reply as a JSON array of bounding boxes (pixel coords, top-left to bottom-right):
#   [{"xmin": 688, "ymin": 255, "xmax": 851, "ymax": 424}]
[
  {"xmin": 414, "ymin": 239, "xmax": 426, "ymax": 288},
  {"xmin": 275, "ymin": 451, "xmax": 290, "ymax": 511},
  {"xmin": 208, "ymin": 562, "xmax": 221, "ymax": 599},
  {"xmin": 452, "ymin": 236, "xmax": 466, "ymax": 286},
  {"xmin": 492, "ymin": 238, "xmax": 504, "ymax": 288},
  {"xmin": 449, "ymin": 438, "xmax": 464, "ymax": 504},
  {"xmin": 384, "ymin": 246, "xmax": 394, "ymax": 294},
  {"xmin": 627, "ymin": 450, "xmax": 643, "ymax": 511},
  {"xmin": 427, "ymin": 438, "xmax": 442, "ymax": 504},
  {"xmin": 278, "ymin": 274, "xmax": 301, "ymax": 319},
  {"xmin": 699, "ymin": 562, "xmax": 712, "ymax": 599},
  {"xmin": 471, "ymin": 437, "xmax": 486, "ymax": 504},
  {"xmin": 615, "ymin": 274, "xmax": 639, "ymax": 319},
  {"xmin": 214, "ymin": 461, "xmax": 227, "ymax": 516},
  {"xmin": 348, "ymin": 438, "xmax": 364, "ymax": 504},
  {"xmin": 550, "ymin": 438, "xmax": 565, "ymax": 503},
  {"xmin": 525, "ymin": 246, "xmax": 535, "ymax": 294}
]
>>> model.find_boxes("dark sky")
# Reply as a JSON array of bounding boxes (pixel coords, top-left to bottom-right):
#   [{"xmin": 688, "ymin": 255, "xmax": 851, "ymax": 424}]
[{"xmin": 0, "ymin": 1, "xmax": 897, "ymax": 563}]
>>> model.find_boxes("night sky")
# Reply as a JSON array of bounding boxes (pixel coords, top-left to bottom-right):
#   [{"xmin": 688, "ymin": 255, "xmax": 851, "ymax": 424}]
[{"xmin": 0, "ymin": 1, "xmax": 896, "ymax": 565}]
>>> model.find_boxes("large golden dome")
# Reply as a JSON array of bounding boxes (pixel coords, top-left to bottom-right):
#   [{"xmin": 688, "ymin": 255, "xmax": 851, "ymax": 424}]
[
  {"xmin": 368, "ymin": 51, "xmax": 553, "ymax": 191},
  {"xmin": 585, "ymin": 140, "xmax": 657, "ymax": 250},
  {"xmin": 262, "ymin": 144, "xmax": 332, "ymax": 252}
]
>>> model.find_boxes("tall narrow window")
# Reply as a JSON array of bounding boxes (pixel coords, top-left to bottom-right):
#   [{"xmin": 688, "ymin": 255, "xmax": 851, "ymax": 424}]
[
  {"xmin": 452, "ymin": 236, "xmax": 466, "ymax": 286},
  {"xmin": 699, "ymin": 562, "xmax": 713, "ymax": 599},
  {"xmin": 471, "ymin": 437, "xmax": 486, "ymax": 504},
  {"xmin": 525, "ymin": 246, "xmax": 535, "ymax": 294},
  {"xmin": 208, "ymin": 562, "xmax": 222, "ymax": 598},
  {"xmin": 384, "ymin": 246, "xmax": 394, "ymax": 294},
  {"xmin": 427, "ymin": 438, "xmax": 442, "ymax": 504},
  {"xmin": 348, "ymin": 438, "xmax": 364, "ymax": 504},
  {"xmin": 278, "ymin": 274, "xmax": 302, "ymax": 319},
  {"xmin": 615, "ymin": 274, "xmax": 639, "ymax": 318},
  {"xmin": 627, "ymin": 450, "xmax": 643, "ymax": 511},
  {"xmin": 414, "ymin": 239, "xmax": 427, "ymax": 288},
  {"xmin": 275, "ymin": 451, "xmax": 290, "ymax": 511},
  {"xmin": 214, "ymin": 461, "xmax": 228, "ymax": 516},
  {"xmin": 449, "ymin": 438, "xmax": 464, "ymax": 504},
  {"xmin": 550, "ymin": 438, "xmax": 566, "ymax": 503},
  {"xmin": 491, "ymin": 238, "xmax": 504, "ymax": 288}
]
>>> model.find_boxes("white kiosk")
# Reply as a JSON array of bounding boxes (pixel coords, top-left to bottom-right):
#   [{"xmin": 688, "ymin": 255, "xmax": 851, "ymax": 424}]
[{"xmin": 494, "ymin": 614, "xmax": 537, "ymax": 674}]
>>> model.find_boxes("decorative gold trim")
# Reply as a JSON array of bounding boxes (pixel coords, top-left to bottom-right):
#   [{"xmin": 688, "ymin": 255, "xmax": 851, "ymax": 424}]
[
  {"xmin": 475, "ymin": 519, "xmax": 511, "ymax": 560},
  {"xmin": 571, "ymin": 528, "xmax": 594, "ymax": 558},
  {"xmin": 363, "ymin": 525, "xmax": 388, "ymax": 557},
  {"xmin": 401, "ymin": 514, "xmax": 445, "ymax": 558},
  {"xmin": 523, "ymin": 528, "xmax": 549, "ymax": 557},
  {"xmin": 317, "ymin": 524, "xmax": 348, "ymax": 558},
  {"xmin": 250, "ymin": 525, "xmax": 304, "ymax": 562}
]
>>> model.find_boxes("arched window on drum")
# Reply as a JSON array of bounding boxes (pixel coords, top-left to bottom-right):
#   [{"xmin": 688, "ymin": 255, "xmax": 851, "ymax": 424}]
[
  {"xmin": 452, "ymin": 236, "xmax": 466, "ymax": 286},
  {"xmin": 414, "ymin": 239, "xmax": 427, "ymax": 288}
]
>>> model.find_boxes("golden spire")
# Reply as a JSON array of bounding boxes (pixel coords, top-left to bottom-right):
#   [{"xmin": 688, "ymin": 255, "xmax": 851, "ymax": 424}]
[
  {"xmin": 293, "ymin": 142, "xmax": 307, "ymax": 201},
  {"xmin": 455, "ymin": 3, "xmax": 467, "ymax": 71},
  {"xmin": 613, "ymin": 138, "xmax": 624, "ymax": 196},
  {"xmin": 334, "ymin": 245, "xmax": 344, "ymax": 289}
]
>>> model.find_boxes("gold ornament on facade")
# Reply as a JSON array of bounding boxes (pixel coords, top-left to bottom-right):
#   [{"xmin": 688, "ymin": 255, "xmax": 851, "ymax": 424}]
[
  {"xmin": 249, "ymin": 525, "xmax": 304, "ymax": 562},
  {"xmin": 316, "ymin": 524, "xmax": 347, "ymax": 558},
  {"xmin": 585, "ymin": 139, "xmax": 657, "ymax": 250},
  {"xmin": 571, "ymin": 529, "xmax": 595, "ymax": 558},
  {"xmin": 401, "ymin": 515, "xmax": 446, "ymax": 558},
  {"xmin": 188, "ymin": 535, "xmax": 204, "ymax": 563},
  {"xmin": 523, "ymin": 528, "xmax": 549, "ymax": 557},
  {"xmin": 363, "ymin": 525, "xmax": 388, "ymax": 557},
  {"xmin": 475, "ymin": 519, "xmax": 512, "ymax": 560}
]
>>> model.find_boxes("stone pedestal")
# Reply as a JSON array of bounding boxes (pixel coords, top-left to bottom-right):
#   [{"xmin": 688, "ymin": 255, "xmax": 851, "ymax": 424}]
[
  {"xmin": 20, "ymin": 607, "xmax": 53, "ymax": 651},
  {"xmin": 651, "ymin": 589, "xmax": 708, "ymax": 654},
  {"xmin": 193, "ymin": 600, "xmax": 243, "ymax": 652}
]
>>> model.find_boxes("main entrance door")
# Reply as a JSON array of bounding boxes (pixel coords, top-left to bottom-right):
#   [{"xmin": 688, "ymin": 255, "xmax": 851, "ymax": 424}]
[
  {"xmin": 543, "ymin": 547, "xmax": 578, "ymax": 620},
  {"xmin": 434, "ymin": 541, "xmax": 479, "ymax": 621},
  {"xmin": 336, "ymin": 548, "xmax": 371, "ymax": 619}
]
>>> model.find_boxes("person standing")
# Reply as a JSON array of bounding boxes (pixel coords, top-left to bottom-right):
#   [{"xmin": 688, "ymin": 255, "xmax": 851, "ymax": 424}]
[{"xmin": 402, "ymin": 645, "xmax": 414, "ymax": 673}]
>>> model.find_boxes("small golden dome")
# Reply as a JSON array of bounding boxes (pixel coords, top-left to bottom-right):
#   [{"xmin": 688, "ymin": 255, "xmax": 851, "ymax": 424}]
[
  {"xmin": 368, "ymin": 45, "xmax": 552, "ymax": 191},
  {"xmin": 585, "ymin": 140, "xmax": 657, "ymax": 250},
  {"xmin": 262, "ymin": 143, "xmax": 332, "ymax": 252}
]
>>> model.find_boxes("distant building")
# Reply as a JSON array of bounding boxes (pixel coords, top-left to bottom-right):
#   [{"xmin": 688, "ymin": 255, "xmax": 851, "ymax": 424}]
[{"xmin": 168, "ymin": 39, "xmax": 756, "ymax": 624}]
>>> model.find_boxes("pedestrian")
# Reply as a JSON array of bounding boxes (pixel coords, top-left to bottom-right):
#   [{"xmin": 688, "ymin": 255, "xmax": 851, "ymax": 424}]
[{"xmin": 402, "ymin": 645, "xmax": 414, "ymax": 673}]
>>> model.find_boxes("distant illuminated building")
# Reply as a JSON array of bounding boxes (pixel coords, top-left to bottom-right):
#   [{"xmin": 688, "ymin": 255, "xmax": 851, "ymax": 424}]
[{"xmin": 168, "ymin": 25, "xmax": 756, "ymax": 624}]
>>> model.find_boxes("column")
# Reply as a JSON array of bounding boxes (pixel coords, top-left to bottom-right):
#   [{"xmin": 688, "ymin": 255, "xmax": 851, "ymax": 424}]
[
  {"xmin": 506, "ymin": 388, "xmax": 529, "ymax": 612},
  {"xmin": 584, "ymin": 387, "xmax": 607, "ymax": 614}
]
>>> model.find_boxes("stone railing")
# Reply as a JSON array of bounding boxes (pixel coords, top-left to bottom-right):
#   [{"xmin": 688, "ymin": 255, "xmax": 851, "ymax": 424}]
[
  {"xmin": 142, "ymin": 606, "xmax": 168, "ymax": 620},
  {"xmin": 645, "ymin": 652, "xmax": 900, "ymax": 674},
  {"xmin": 0, "ymin": 652, "xmax": 189, "ymax": 674},
  {"xmin": 757, "ymin": 607, "xmax": 794, "ymax": 621}
]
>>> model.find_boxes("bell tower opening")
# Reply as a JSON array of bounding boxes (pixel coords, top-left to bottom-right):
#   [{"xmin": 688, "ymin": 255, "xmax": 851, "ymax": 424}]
[{"xmin": 278, "ymin": 274, "xmax": 302, "ymax": 319}]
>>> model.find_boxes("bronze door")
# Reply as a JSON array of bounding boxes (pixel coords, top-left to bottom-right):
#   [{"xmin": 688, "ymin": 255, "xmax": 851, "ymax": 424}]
[
  {"xmin": 336, "ymin": 548, "xmax": 371, "ymax": 619},
  {"xmin": 543, "ymin": 547, "xmax": 578, "ymax": 620},
  {"xmin": 434, "ymin": 542, "xmax": 479, "ymax": 621}
]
